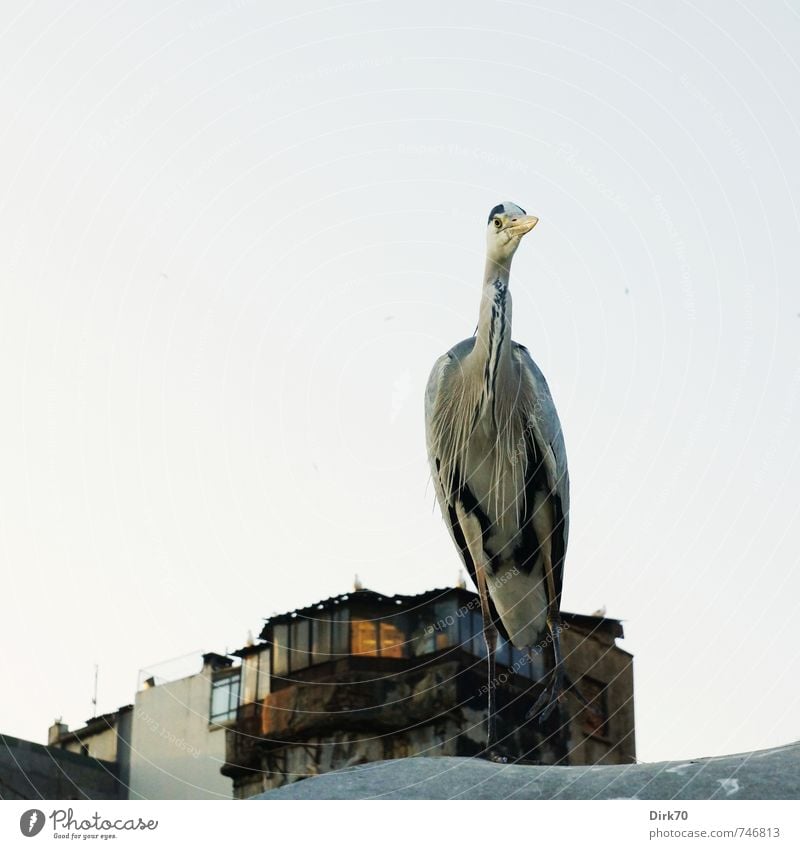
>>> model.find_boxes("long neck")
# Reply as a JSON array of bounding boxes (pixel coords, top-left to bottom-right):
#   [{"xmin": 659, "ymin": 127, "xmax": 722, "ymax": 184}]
[{"xmin": 475, "ymin": 257, "xmax": 513, "ymax": 404}]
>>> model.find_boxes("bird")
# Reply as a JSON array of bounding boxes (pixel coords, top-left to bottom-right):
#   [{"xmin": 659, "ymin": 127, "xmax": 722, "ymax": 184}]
[{"xmin": 425, "ymin": 201, "xmax": 570, "ymax": 752}]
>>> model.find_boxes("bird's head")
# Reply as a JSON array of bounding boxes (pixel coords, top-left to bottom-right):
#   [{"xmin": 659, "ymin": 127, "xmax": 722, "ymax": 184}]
[{"xmin": 485, "ymin": 202, "xmax": 539, "ymax": 264}]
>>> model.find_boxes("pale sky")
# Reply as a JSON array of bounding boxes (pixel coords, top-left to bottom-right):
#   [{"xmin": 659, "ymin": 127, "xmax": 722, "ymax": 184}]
[{"xmin": 1, "ymin": 0, "xmax": 799, "ymax": 765}]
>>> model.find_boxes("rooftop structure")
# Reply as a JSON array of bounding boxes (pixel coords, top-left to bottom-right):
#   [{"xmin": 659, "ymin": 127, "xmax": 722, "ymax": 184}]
[{"xmin": 223, "ymin": 586, "xmax": 635, "ymax": 797}]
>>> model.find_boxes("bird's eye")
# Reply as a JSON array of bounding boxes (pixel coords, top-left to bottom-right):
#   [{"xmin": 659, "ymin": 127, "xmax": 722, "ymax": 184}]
[{"xmin": 494, "ymin": 218, "xmax": 502, "ymax": 228}]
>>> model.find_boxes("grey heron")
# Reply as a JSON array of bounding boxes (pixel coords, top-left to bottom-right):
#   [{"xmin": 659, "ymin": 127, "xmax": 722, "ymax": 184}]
[{"xmin": 425, "ymin": 202, "xmax": 570, "ymax": 751}]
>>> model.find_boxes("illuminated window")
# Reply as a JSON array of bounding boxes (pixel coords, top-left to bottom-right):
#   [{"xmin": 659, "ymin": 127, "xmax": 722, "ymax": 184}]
[
  {"xmin": 351, "ymin": 618, "xmax": 379, "ymax": 656},
  {"xmin": 379, "ymin": 621, "xmax": 405, "ymax": 658},
  {"xmin": 351, "ymin": 616, "xmax": 407, "ymax": 658}
]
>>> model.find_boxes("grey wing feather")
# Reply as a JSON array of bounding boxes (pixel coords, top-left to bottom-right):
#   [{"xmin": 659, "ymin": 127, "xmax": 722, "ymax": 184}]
[
  {"xmin": 424, "ymin": 345, "xmax": 459, "ymax": 505},
  {"xmin": 426, "ymin": 338, "xmax": 569, "ymax": 611},
  {"xmin": 424, "ymin": 340, "xmax": 476, "ymax": 543},
  {"xmin": 515, "ymin": 343, "xmax": 569, "ymax": 514},
  {"xmin": 515, "ymin": 343, "xmax": 570, "ymax": 601},
  {"xmin": 425, "ymin": 340, "xmax": 511, "ymax": 637},
  {"xmin": 424, "ymin": 337, "xmax": 476, "ymax": 483}
]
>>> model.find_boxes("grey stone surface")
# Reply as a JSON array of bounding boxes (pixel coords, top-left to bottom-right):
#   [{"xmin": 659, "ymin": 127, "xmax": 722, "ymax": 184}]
[
  {"xmin": 254, "ymin": 741, "xmax": 800, "ymax": 800},
  {"xmin": 0, "ymin": 734, "xmax": 125, "ymax": 800}
]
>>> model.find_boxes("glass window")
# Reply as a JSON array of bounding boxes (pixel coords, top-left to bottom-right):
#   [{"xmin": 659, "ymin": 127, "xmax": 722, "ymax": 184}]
[
  {"xmin": 512, "ymin": 647, "xmax": 532, "ymax": 678},
  {"xmin": 433, "ymin": 600, "xmax": 457, "ymax": 649},
  {"xmin": 242, "ymin": 655, "xmax": 258, "ymax": 704},
  {"xmin": 272, "ymin": 624, "xmax": 288, "ymax": 677},
  {"xmin": 379, "ymin": 619, "xmax": 405, "ymax": 658},
  {"xmin": 408, "ymin": 611, "xmax": 435, "ymax": 657},
  {"xmin": 332, "ymin": 610, "xmax": 349, "ymax": 657},
  {"xmin": 312, "ymin": 614, "xmax": 331, "ymax": 664},
  {"xmin": 580, "ymin": 677, "xmax": 609, "ymax": 738},
  {"xmin": 527, "ymin": 647, "xmax": 546, "ymax": 681},
  {"xmin": 458, "ymin": 606, "xmax": 474, "ymax": 650},
  {"xmin": 351, "ymin": 618, "xmax": 378, "ymax": 656},
  {"xmin": 256, "ymin": 650, "xmax": 270, "ymax": 699},
  {"xmin": 471, "ymin": 611, "xmax": 486, "ymax": 658},
  {"xmin": 496, "ymin": 638, "xmax": 511, "ymax": 668},
  {"xmin": 289, "ymin": 619, "xmax": 310, "ymax": 672},
  {"xmin": 210, "ymin": 672, "xmax": 240, "ymax": 722}
]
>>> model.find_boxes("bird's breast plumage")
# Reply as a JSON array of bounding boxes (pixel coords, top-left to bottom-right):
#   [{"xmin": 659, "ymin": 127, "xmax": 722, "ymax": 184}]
[{"xmin": 425, "ymin": 337, "xmax": 570, "ymax": 647}]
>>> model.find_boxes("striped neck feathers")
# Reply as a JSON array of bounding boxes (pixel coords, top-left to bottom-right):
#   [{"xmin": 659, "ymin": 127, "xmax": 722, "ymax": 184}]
[{"xmin": 476, "ymin": 271, "xmax": 512, "ymax": 405}]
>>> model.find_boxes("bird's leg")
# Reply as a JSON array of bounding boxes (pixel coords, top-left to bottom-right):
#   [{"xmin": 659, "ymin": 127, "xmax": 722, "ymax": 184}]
[
  {"xmin": 528, "ymin": 617, "xmax": 597, "ymax": 722},
  {"xmin": 527, "ymin": 551, "xmax": 567, "ymax": 724},
  {"xmin": 527, "ymin": 613, "xmax": 597, "ymax": 723},
  {"xmin": 526, "ymin": 620, "xmax": 564, "ymax": 723},
  {"xmin": 475, "ymin": 565, "xmax": 499, "ymax": 751},
  {"xmin": 454, "ymin": 504, "xmax": 504, "ymax": 759}
]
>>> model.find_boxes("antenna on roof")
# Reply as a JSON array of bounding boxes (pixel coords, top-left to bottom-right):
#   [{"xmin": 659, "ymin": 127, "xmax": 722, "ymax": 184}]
[
  {"xmin": 91, "ymin": 664, "xmax": 99, "ymax": 716},
  {"xmin": 354, "ymin": 574, "xmax": 363, "ymax": 591}
]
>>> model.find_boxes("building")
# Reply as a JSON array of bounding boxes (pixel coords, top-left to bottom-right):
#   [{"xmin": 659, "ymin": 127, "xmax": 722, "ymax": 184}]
[
  {"xmin": 32, "ymin": 584, "xmax": 634, "ymax": 799},
  {"xmin": 47, "ymin": 653, "xmax": 236, "ymax": 799},
  {"xmin": 126, "ymin": 652, "xmax": 235, "ymax": 799},
  {"xmin": 48, "ymin": 706, "xmax": 133, "ymax": 777},
  {"xmin": 222, "ymin": 586, "xmax": 635, "ymax": 798},
  {"xmin": 0, "ymin": 733, "xmax": 128, "ymax": 800}
]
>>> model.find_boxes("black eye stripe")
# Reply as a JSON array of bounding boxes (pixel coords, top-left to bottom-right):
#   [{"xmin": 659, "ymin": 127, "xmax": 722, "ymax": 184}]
[
  {"xmin": 487, "ymin": 203, "xmax": 526, "ymax": 224},
  {"xmin": 487, "ymin": 204, "xmax": 505, "ymax": 223}
]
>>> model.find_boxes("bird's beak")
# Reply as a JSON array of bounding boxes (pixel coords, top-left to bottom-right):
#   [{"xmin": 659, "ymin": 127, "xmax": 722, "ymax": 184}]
[{"xmin": 509, "ymin": 215, "xmax": 539, "ymax": 237}]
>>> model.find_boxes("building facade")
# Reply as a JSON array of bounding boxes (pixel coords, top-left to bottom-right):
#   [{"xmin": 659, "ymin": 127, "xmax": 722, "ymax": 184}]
[
  {"xmin": 222, "ymin": 587, "xmax": 635, "ymax": 798},
  {"xmin": 48, "ymin": 653, "xmax": 236, "ymax": 799},
  {"xmin": 126, "ymin": 653, "xmax": 235, "ymax": 799}
]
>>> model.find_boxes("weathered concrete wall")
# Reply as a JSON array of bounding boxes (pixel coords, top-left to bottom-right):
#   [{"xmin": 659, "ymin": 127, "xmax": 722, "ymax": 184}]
[
  {"xmin": 562, "ymin": 623, "xmax": 636, "ymax": 765},
  {"xmin": 0, "ymin": 734, "xmax": 124, "ymax": 800},
  {"xmin": 128, "ymin": 674, "xmax": 232, "ymax": 800},
  {"xmin": 60, "ymin": 724, "xmax": 118, "ymax": 762}
]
